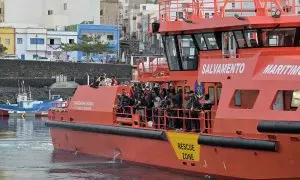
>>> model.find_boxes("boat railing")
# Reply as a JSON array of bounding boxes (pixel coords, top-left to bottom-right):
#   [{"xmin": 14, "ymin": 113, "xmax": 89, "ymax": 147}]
[
  {"xmin": 115, "ymin": 106, "xmax": 134, "ymax": 125},
  {"xmin": 159, "ymin": 0, "xmax": 300, "ymax": 22},
  {"xmin": 200, "ymin": 52, "xmax": 258, "ymax": 59},
  {"xmin": 137, "ymin": 57, "xmax": 169, "ymax": 78},
  {"xmin": 115, "ymin": 106, "xmax": 215, "ymax": 133},
  {"xmin": 51, "ymin": 101, "xmax": 69, "ymax": 109}
]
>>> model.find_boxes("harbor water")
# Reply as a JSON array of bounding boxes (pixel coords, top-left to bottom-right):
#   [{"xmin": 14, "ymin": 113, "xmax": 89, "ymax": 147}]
[{"xmin": 0, "ymin": 118, "xmax": 208, "ymax": 180}]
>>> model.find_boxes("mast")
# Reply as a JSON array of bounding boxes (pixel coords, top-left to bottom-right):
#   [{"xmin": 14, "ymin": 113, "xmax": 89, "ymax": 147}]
[
  {"xmin": 22, "ymin": 80, "xmax": 25, "ymax": 94},
  {"xmin": 18, "ymin": 80, "xmax": 20, "ymax": 94},
  {"xmin": 28, "ymin": 86, "xmax": 32, "ymax": 100}
]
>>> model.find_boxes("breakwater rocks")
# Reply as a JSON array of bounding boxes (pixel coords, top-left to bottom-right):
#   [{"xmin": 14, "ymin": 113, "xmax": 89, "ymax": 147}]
[{"xmin": 0, "ymin": 60, "xmax": 132, "ymax": 87}]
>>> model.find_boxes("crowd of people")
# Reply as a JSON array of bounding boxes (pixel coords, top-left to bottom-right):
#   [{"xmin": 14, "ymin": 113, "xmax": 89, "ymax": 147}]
[
  {"xmin": 89, "ymin": 75, "xmax": 213, "ymax": 132},
  {"xmin": 117, "ymin": 83, "xmax": 213, "ymax": 132},
  {"xmin": 90, "ymin": 73, "xmax": 119, "ymax": 88}
]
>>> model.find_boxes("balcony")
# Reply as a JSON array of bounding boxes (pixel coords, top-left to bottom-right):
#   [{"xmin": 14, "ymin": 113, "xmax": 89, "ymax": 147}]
[{"xmin": 47, "ymin": 44, "xmax": 62, "ymax": 51}]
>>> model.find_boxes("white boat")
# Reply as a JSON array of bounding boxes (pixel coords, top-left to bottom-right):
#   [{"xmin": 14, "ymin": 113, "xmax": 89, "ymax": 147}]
[{"xmin": 0, "ymin": 81, "xmax": 63, "ymax": 118}]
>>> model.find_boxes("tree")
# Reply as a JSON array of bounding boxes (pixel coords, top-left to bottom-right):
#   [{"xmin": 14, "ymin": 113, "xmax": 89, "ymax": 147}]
[
  {"xmin": 60, "ymin": 43, "xmax": 77, "ymax": 61},
  {"xmin": 0, "ymin": 44, "xmax": 8, "ymax": 55},
  {"xmin": 60, "ymin": 35, "xmax": 111, "ymax": 62}
]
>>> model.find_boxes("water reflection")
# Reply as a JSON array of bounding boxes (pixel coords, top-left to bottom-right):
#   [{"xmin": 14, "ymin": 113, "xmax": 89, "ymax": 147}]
[{"xmin": 0, "ymin": 118, "xmax": 208, "ymax": 180}]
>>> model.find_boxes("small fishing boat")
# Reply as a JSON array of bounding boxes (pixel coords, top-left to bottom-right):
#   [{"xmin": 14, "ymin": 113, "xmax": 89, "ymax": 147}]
[{"xmin": 0, "ymin": 81, "xmax": 63, "ymax": 118}]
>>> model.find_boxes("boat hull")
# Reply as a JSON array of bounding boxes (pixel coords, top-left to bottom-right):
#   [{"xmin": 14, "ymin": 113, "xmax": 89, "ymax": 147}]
[
  {"xmin": 8, "ymin": 111, "xmax": 48, "ymax": 118},
  {"xmin": 49, "ymin": 124, "xmax": 300, "ymax": 180},
  {"xmin": 0, "ymin": 110, "xmax": 8, "ymax": 116}
]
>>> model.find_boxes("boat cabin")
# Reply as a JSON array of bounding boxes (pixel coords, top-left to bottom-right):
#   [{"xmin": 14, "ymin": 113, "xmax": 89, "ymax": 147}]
[
  {"xmin": 132, "ymin": 0, "xmax": 300, "ymax": 134},
  {"xmin": 50, "ymin": 0, "xmax": 300, "ymax": 135}
]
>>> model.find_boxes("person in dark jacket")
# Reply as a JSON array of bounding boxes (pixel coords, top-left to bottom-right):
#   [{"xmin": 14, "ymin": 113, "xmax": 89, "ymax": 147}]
[
  {"xmin": 202, "ymin": 94, "xmax": 212, "ymax": 133},
  {"xmin": 90, "ymin": 76, "xmax": 100, "ymax": 88},
  {"xmin": 134, "ymin": 93, "xmax": 147, "ymax": 125}
]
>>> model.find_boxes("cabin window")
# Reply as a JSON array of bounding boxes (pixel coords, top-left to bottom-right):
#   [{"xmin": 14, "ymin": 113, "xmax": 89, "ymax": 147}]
[
  {"xmin": 194, "ymin": 34, "xmax": 208, "ymax": 50},
  {"xmin": 291, "ymin": 90, "xmax": 300, "ymax": 108},
  {"xmin": 223, "ymin": 32, "xmax": 230, "ymax": 51},
  {"xmin": 234, "ymin": 90, "xmax": 242, "ymax": 106},
  {"xmin": 244, "ymin": 30, "xmax": 259, "ymax": 48},
  {"xmin": 272, "ymin": 90, "xmax": 300, "ymax": 111},
  {"xmin": 177, "ymin": 86, "xmax": 183, "ymax": 92},
  {"xmin": 184, "ymin": 86, "xmax": 190, "ymax": 93},
  {"xmin": 203, "ymin": 33, "xmax": 219, "ymax": 50},
  {"xmin": 208, "ymin": 87, "xmax": 215, "ymax": 105},
  {"xmin": 231, "ymin": 90, "xmax": 259, "ymax": 109},
  {"xmin": 177, "ymin": 35, "xmax": 198, "ymax": 70},
  {"xmin": 261, "ymin": 28, "xmax": 296, "ymax": 47},
  {"xmin": 217, "ymin": 87, "xmax": 222, "ymax": 104},
  {"xmin": 164, "ymin": 35, "xmax": 180, "ymax": 71},
  {"xmin": 233, "ymin": 30, "xmax": 247, "ymax": 48}
]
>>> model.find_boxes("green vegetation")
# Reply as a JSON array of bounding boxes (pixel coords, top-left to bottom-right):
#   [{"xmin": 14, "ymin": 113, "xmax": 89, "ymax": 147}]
[
  {"xmin": 0, "ymin": 44, "xmax": 8, "ymax": 54},
  {"xmin": 60, "ymin": 35, "xmax": 112, "ymax": 62}
]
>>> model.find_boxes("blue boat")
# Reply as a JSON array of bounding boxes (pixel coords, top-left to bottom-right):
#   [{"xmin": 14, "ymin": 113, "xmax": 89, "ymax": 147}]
[{"xmin": 0, "ymin": 81, "xmax": 63, "ymax": 118}]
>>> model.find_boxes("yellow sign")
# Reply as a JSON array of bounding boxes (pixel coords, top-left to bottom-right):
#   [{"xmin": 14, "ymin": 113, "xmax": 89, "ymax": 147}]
[{"xmin": 167, "ymin": 132, "xmax": 200, "ymax": 161}]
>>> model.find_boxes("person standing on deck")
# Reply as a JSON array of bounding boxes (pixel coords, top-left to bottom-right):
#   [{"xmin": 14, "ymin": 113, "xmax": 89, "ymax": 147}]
[
  {"xmin": 111, "ymin": 76, "xmax": 118, "ymax": 86},
  {"xmin": 153, "ymin": 91, "xmax": 162, "ymax": 128},
  {"xmin": 202, "ymin": 94, "xmax": 212, "ymax": 133}
]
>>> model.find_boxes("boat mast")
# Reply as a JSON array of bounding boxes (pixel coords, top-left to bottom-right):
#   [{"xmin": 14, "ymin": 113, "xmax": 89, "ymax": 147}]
[
  {"xmin": 18, "ymin": 80, "xmax": 20, "ymax": 94},
  {"xmin": 28, "ymin": 86, "xmax": 32, "ymax": 100}
]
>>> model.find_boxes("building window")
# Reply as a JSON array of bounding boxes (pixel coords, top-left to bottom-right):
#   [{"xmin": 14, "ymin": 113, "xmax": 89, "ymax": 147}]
[
  {"xmin": 232, "ymin": 2, "xmax": 235, "ymax": 8},
  {"xmin": 100, "ymin": 9, "xmax": 103, "ymax": 16},
  {"xmin": 5, "ymin": 39, "xmax": 10, "ymax": 45},
  {"xmin": 69, "ymin": 39, "xmax": 75, "ymax": 44},
  {"xmin": 107, "ymin": 35, "xmax": 113, "ymax": 41},
  {"xmin": 64, "ymin": 3, "xmax": 67, "ymax": 10},
  {"xmin": 205, "ymin": 13, "xmax": 209, "ymax": 18},
  {"xmin": 48, "ymin": 10, "xmax": 53, "ymax": 15},
  {"xmin": 142, "ymin": 6, "xmax": 146, "ymax": 10},
  {"xmin": 33, "ymin": 54, "xmax": 38, "ymax": 59},
  {"xmin": 30, "ymin": 38, "xmax": 45, "ymax": 44},
  {"xmin": 0, "ymin": 8, "xmax": 2, "ymax": 14},
  {"xmin": 133, "ymin": 16, "xmax": 136, "ymax": 20},
  {"xmin": 17, "ymin": 38, "xmax": 23, "ymax": 44},
  {"xmin": 49, "ymin": 39, "xmax": 54, "ymax": 45}
]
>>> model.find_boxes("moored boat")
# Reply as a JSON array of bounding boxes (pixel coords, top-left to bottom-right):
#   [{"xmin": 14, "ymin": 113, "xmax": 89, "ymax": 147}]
[
  {"xmin": 47, "ymin": 0, "xmax": 300, "ymax": 179},
  {"xmin": 0, "ymin": 81, "xmax": 63, "ymax": 118}
]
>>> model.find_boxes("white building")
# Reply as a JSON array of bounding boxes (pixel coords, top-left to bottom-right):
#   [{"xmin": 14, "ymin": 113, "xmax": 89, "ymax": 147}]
[
  {"xmin": 4, "ymin": 0, "xmax": 100, "ymax": 28},
  {"xmin": 129, "ymin": 9, "xmax": 139, "ymax": 38},
  {"xmin": 15, "ymin": 27, "xmax": 48, "ymax": 60},
  {"xmin": 46, "ymin": 30, "xmax": 78, "ymax": 61},
  {"xmin": 12, "ymin": 25, "xmax": 78, "ymax": 61}
]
